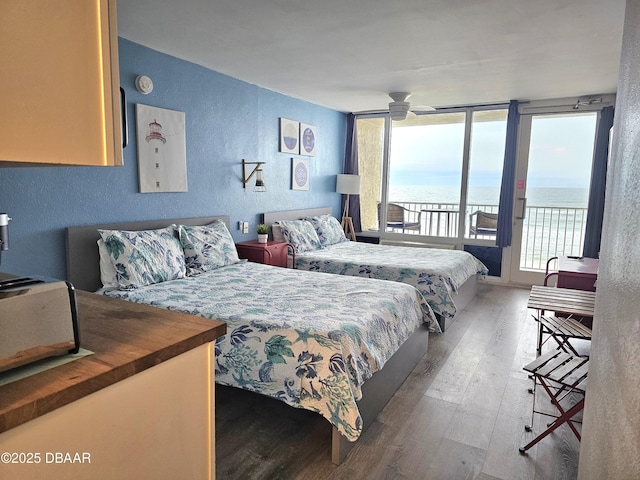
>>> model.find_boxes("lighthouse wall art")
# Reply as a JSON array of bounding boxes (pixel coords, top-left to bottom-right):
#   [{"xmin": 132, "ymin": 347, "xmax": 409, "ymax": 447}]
[{"xmin": 136, "ymin": 104, "xmax": 188, "ymax": 193}]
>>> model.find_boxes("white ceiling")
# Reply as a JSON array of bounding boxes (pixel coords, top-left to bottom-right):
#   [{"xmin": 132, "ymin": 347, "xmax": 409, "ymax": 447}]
[{"xmin": 117, "ymin": 0, "xmax": 626, "ymax": 113}]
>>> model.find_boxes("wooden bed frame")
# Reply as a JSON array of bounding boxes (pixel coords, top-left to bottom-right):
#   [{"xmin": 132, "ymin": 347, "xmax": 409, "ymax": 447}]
[
  {"xmin": 263, "ymin": 207, "xmax": 479, "ymax": 331},
  {"xmin": 65, "ymin": 215, "xmax": 429, "ymax": 465}
]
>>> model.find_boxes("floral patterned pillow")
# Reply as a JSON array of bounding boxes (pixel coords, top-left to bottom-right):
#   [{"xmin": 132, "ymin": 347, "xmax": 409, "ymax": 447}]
[
  {"xmin": 98, "ymin": 226, "xmax": 186, "ymax": 290},
  {"xmin": 279, "ymin": 220, "xmax": 323, "ymax": 253},
  {"xmin": 303, "ymin": 214, "xmax": 348, "ymax": 246},
  {"xmin": 178, "ymin": 220, "xmax": 241, "ymax": 276}
]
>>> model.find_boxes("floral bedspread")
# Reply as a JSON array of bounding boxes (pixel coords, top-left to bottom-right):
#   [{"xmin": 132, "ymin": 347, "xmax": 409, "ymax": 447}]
[
  {"xmin": 102, "ymin": 261, "xmax": 434, "ymax": 442},
  {"xmin": 294, "ymin": 242, "xmax": 488, "ymax": 319}
]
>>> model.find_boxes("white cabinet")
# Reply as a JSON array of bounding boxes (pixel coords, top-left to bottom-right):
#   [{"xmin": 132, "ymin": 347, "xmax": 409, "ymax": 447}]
[
  {"xmin": 0, "ymin": 343, "xmax": 216, "ymax": 480},
  {"xmin": 0, "ymin": 0, "xmax": 123, "ymax": 166}
]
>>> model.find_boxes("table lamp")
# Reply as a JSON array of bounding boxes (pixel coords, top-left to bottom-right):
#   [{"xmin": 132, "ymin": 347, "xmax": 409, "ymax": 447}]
[{"xmin": 336, "ymin": 174, "xmax": 361, "ymax": 241}]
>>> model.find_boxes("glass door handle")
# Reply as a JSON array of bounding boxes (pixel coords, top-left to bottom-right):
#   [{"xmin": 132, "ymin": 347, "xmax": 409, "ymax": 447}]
[{"xmin": 516, "ymin": 197, "xmax": 527, "ymax": 220}]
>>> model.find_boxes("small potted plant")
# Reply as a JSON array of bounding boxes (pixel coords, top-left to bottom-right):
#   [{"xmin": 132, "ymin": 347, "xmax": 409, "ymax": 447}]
[{"xmin": 256, "ymin": 223, "xmax": 269, "ymax": 244}]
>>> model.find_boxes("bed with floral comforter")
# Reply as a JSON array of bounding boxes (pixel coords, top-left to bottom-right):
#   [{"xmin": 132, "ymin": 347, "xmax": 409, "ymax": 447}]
[
  {"xmin": 265, "ymin": 212, "xmax": 489, "ymax": 328},
  {"xmin": 294, "ymin": 241, "xmax": 488, "ymax": 320},
  {"xmin": 103, "ymin": 261, "xmax": 435, "ymax": 442}
]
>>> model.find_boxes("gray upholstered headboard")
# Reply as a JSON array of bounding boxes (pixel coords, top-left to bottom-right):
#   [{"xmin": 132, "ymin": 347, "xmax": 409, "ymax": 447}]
[
  {"xmin": 65, "ymin": 216, "xmax": 229, "ymax": 292},
  {"xmin": 262, "ymin": 207, "xmax": 333, "ymax": 226}
]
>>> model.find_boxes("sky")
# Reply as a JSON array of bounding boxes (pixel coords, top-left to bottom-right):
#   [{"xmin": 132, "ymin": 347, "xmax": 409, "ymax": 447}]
[{"xmin": 389, "ymin": 112, "xmax": 598, "ymax": 190}]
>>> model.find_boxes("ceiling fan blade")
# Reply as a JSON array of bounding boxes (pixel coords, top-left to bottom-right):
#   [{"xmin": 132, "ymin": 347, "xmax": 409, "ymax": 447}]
[
  {"xmin": 353, "ymin": 92, "xmax": 434, "ymax": 118},
  {"xmin": 411, "ymin": 105, "xmax": 436, "ymax": 112}
]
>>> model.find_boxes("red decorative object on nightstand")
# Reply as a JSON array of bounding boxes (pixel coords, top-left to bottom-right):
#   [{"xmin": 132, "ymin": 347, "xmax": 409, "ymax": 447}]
[{"xmin": 235, "ymin": 240, "xmax": 293, "ymax": 268}]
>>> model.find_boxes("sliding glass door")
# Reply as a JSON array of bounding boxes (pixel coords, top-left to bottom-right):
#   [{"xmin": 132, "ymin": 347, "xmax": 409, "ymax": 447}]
[
  {"xmin": 355, "ymin": 96, "xmax": 612, "ymax": 283},
  {"xmin": 509, "ymin": 111, "xmax": 597, "ymax": 285}
]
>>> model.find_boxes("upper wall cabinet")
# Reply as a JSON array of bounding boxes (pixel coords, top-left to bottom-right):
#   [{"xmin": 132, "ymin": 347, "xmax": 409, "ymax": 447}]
[{"xmin": 0, "ymin": 0, "xmax": 123, "ymax": 166}]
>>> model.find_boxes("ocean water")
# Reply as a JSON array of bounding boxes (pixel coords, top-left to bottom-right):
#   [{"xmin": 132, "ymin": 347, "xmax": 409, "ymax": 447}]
[
  {"xmin": 385, "ymin": 184, "xmax": 589, "ymax": 267},
  {"xmin": 389, "ymin": 185, "xmax": 589, "ymax": 208}
]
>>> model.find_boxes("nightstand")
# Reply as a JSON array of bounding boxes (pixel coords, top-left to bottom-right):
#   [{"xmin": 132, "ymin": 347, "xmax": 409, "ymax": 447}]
[
  {"xmin": 557, "ymin": 256, "xmax": 599, "ymax": 291},
  {"xmin": 235, "ymin": 240, "xmax": 293, "ymax": 268}
]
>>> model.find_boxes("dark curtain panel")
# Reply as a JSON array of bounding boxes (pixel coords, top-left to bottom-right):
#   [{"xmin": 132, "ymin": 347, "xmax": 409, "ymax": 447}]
[
  {"xmin": 343, "ymin": 114, "xmax": 362, "ymax": 231},
  {"xmin": 496, "ymin": 100, "xmax": 520, "ymax": 247},
  {"xmin": 583, "ymin": 106, "xmax": 614, "ymax": 258}
]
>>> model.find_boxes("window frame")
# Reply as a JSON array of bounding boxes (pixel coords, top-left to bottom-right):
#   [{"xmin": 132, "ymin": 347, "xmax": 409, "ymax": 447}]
[{"xmin": 356, "ymin": 103, "xmax": 510, "ymax": 246}]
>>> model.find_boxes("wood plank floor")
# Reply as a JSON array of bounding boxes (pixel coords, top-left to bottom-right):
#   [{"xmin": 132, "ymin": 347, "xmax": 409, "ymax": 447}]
[{"xmin": 216, "ymin": 283, "xmax": 581, "ymax": 479}]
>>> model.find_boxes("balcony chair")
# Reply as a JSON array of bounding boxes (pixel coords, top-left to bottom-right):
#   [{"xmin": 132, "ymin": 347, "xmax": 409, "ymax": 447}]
[
  {"xmin": 469, "ymin": 210, "xmax": 498, "ymax": 238},
  {"xmin": 379, "ymin": 203, "xmax": 422, "ymax": 233}
]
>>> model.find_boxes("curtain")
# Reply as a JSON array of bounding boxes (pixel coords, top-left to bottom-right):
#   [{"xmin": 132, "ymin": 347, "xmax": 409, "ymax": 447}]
[
  {"xmin": 496, "ymin": 100, "xmax": 519, "ymax": 247},
  {"xmin": 342, "ymin": 114, "xmax": 362, "ymax": 231},
  {"xmin": 583, "ymin": 106, "xmax": 614, "ymax": 258}
]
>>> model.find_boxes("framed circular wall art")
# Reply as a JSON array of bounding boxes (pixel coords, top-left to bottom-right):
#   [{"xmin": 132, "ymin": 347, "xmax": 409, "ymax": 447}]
[
  {"xmin": 291, "ymin": 158, "xmax": 309, "ymax": 190},
  {"xmin": 280, "ymin": 118, "xmax": 299, "ymax": 154},
  {"xmin": 299, "ymin": 122, "xmax": 316, "ymax": 156}
]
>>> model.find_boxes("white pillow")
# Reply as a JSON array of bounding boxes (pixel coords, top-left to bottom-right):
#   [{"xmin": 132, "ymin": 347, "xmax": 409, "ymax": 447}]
[
  {"xmin": 271, "ymin": 223, "xmax": 285, "ymax": 243},
  {"xmin": 97, "ymin": 239, "xmax": 119, "ymax": 290}
]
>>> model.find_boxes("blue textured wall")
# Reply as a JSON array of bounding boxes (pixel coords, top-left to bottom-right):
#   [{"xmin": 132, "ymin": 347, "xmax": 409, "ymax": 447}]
[{"xmin": 0, "ymin": 38, "xmax": 346, "ymax": 280}]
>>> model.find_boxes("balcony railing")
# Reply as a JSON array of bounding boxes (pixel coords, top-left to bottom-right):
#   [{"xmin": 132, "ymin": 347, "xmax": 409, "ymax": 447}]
[{"xmin": 378, "ymin": 201, "xmax": 587, "ymax": 271}]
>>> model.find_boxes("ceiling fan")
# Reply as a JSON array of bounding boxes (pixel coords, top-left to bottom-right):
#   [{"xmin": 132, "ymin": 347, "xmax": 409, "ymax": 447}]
[
  {"xmin": 388, "ymin": 92, "xmax": 435, "ymax": 121},
  {"xmin": 355, "ymin": 92, "xmax": 435, "ymax": 120}
]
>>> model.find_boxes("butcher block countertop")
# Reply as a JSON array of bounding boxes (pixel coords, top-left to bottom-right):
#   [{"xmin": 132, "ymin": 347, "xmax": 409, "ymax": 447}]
[{"xmin": 0, "ymin": 290, "xmax": 226, "ymax": 433}]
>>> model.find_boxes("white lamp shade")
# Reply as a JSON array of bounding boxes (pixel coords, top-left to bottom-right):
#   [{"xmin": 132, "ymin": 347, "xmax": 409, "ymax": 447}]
[{"xmin": 336, "ymin": 174, "xmax": 361, "ymax": 195}]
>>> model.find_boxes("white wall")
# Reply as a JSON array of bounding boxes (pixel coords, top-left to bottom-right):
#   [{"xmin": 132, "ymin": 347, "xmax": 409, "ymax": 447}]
[{"xmin": 578, "ymin": 1, "xmax": 640, "ymax": 478}]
